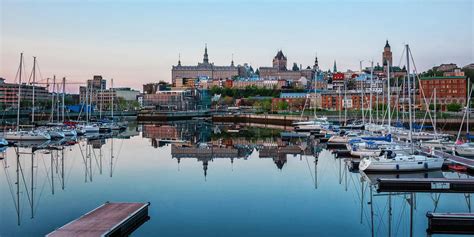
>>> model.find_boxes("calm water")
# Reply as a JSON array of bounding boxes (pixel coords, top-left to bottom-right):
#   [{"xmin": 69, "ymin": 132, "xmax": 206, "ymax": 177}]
[{"xmin": 0, "ymin": 122, "xmax": 472, "ymax": 237}]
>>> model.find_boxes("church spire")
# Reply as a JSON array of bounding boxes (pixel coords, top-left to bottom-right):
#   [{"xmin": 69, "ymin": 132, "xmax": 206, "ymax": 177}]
[
  {"xmin": 313, "ymin": 54, "xmax": 319, "ymax": 70},
  {"xmin": 231, "ymin": 53, "xmax": 234, "ymax": 67},
  {"xmin": 333, "ymin": 60, "xmax": 337, "ymax": 73},
  {"xmin": 178, "ymin": 53, "xmax": 181, "ymax": 66},
  {"xmin": 203, "ymin": 44, "xmax": 209, "ymax": 64}
]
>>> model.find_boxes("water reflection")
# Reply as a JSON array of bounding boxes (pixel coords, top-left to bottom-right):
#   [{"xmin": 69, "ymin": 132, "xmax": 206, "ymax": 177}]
[{"xmin": 0, "ymin": 122, "xmax": 472, "ymax": 236}]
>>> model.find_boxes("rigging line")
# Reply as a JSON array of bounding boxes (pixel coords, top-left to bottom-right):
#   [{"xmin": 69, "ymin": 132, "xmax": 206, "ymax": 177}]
[
  {"xmin": 27, "ymin": 61, "xmax": 34, "ymax": 84},
  {"xmin": 34, "ymin": 155, "xmax": 52, "ymax": 215},
  {"xmin": 304, "ymin": 154, "xmax": 315, "ymax": 184},
  {"xmin": 65, "ymin": 146, "xmax": 78, "ymax": 186},
  {"xmin": 78, "ymin": 142, "xmax": 89, "ymax": 178},
  {"xmin": 91, "ymin": 148, "xmax": 101, "ymax": 171},
  {"xmin": 3, "ymin": 159, "xmax": 19, "ymax": 213},
  {"xmin": 35, "ymin": 60, "xmax": 46, "ymax": 84},
  {"xmin": 374, "ymin": 196, "xmax": 389, "ymax": 235},
  {"xmin": 397, "ymin": 46, "xmax": 406, "ymax": 68},
  {"xmin": 40, "ymin": 151, "xmax": 53, "ymax": 190},
  {"xmin": 17, "ymin": 157, "xmax": 33, "ymax": 210},
  {"xmin": 13, "ymin": 55, "xmax": 21, "ymax": 84},
  {"xmin": 408, "ymin": 48, "xmax": 437, "ymax": 129},
  {"xmin": 394, "ymin": 195, "xmax": 408, "ymax": 236},
  {"xmin": 112, "ymin": 138, "xmax": 124, "ymax": 173}
]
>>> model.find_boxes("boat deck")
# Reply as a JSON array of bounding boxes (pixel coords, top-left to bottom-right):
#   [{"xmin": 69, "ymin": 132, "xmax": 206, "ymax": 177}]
[{"xmin": 47, "ymin": 202, "xmax": 150, "ymax": 237}]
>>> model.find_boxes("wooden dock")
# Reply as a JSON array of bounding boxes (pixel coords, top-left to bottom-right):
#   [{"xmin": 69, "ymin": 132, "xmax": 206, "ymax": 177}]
[
  {"xmin": 377, "ymin": 178, "xmax": 474, "ymax": 193},
  {"xmin": 47, "ymin": 202, "xmax": 150, "ymax": 237},
  {"xmin": 427, "ymin": 212, "xmax": 474, "ymax": 235}
]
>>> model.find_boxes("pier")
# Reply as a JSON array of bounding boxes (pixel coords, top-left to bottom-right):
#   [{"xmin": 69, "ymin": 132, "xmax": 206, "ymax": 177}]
[
  {"xmin": 377, "ymin": 178, "xmax": 474, "ymax": 193},
  {"xmin": 47, "ymin": 202, "xmax": 150, "ymax": 237},
  {"xmin": 426, "ymin": 212, "xmax": 474, "ymax": 235},
  {"xmin": 420, "ymin": 147, "xmax": 474, "ymax": 172}
]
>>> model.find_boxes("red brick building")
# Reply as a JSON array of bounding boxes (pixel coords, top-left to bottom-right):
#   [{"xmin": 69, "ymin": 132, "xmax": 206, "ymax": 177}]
[
  {"xmin": 419, "ymin": 76, "xmax": 467, "ymax": 111},
  {"xmin": 321, "ymin": 92, "xmax": 378, "ymax": 111}
]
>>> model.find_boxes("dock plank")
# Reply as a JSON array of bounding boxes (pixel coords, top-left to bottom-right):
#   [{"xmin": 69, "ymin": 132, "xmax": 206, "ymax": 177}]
[{"xmin": 48, "ymin": 202, "xmax": 149, "ymax": 237}]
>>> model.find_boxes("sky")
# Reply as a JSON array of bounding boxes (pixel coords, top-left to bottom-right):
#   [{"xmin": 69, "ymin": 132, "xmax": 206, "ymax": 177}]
[{"xmin": 1, "ymin": 0, "xmax": 473, "ymax": 93}]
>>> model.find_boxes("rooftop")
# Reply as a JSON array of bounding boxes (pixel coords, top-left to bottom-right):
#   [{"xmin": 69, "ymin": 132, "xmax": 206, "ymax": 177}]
[{"xmin": 420, "ymin": 76, "xmax": 466, "ymax": 80}]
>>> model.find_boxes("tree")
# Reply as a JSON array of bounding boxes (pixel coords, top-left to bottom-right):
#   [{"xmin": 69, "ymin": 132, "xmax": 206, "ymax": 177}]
[
  {"xmin": 429, "ymin": 104, "xmax": 441, "ymax": 111},
  {"xmin": 292, "ymin": 63, "xmax": 299, "ymax": 71},
  {"xmin": 277, "ymin": 100, "xmax": 289, "ymax": 111},
  {"xmin": 447, "ymin": 103, "xmax": 462, "ymax": 112},
  {"xmin": 346, "ymin": 79, "xmax": 357, "ymax": 90}
]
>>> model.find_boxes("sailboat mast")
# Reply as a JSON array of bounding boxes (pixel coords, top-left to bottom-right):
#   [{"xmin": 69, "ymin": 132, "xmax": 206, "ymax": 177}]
[
  {"xmin": 111, "ymin": 78, "xmax": 114, "ymax": 120},
  {"xmin": 16, "ymin": 53, "xmax": 23, "ymax": 131},
  {"xmin": 32, "ymin": 56, "xmax": 36, "ymax": 123},
  {"xmin": 56, "ymin": 82, "xmax": 59, "ymax": 123},
  {"xmin": 369, "ymin": 61, "xmax": 374, "ymax": 124},
  {"xmin": 344, "ymin": 79, "xmax": 347, "ymax": 125},
  {"xmin": 62, "ymin": 77, "xmax": 65, "ymax": 123},
  {"xmin": 387, "ymin": 60, "xmax": 391, "ymax": 134},
  {"xmin": 314, "ymin": 71, "xmax": 317, "ymax": 119},
  {"xmin": 467, "ymin": 77, "xmax": 470, "ymax": 135},
  {"xmin": 51, "ymin": 76, "xmax": 56, "ymax": 123},
  {"xmin": 406, "ymin": 44, "xmax": 414, "ymax": 154},
  {"xmin": 434, "ymin": 88, "xmax": 437, "ymax": 137},
  {"xmin": 85, "ymin": 83, "xmax": 89, "ymax": 123},
  {"xmin": 360, "ymin": 60, "xmax": 365, "ymax": 124}
]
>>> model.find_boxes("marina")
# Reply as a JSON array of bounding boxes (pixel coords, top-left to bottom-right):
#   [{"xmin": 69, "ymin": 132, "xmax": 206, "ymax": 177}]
[
  {"xmin": 1, "ymin": 1, "xmax": 472, "ymax": 236},
  {"xmin": 1, "ymin": 121, "xmax": 473, "ymax": 236}
]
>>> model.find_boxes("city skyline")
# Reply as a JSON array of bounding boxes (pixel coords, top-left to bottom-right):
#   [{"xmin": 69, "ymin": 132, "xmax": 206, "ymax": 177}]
[{"xmin": 1, "ymin": 0, "xmax": 472, "ymax": 92}]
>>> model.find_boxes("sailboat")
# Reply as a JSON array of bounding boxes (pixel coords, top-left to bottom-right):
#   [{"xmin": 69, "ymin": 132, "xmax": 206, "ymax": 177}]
[
  {"xmin": 0, "ymin": 137, "xmax": 9, "ymax": 146},
  {"xmin": 359, "ymin": 45, "xmax": 444, "ymax": 172},
  {"xmin": 454, "ymin": 78, "xmax": 474, "ymax": 157},
  {"xmin": 77, "ymin": 81, "xmax": 99, "ymax": 134},
  {"xmin": 4, "ymin": 53, "xmax": 51, "ymax": 141},
  {"xmin": 294, "ymin": 70, "xmax": 330, "ymax": 132}
]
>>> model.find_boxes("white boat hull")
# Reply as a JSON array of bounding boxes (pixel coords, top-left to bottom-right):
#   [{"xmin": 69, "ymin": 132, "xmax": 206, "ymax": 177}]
[
  {"xmin": 359, "ymin": 156, "xmax": 444, "ymax": 172},
  {"xmin": 4, "ymin": 132, "xmax": 51, "ymax": 141}
]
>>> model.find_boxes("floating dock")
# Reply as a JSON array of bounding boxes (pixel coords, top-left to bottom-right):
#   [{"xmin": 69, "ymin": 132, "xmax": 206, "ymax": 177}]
[
  {"xmin": 420, "ymin": 147, "xmax": 474, "ymax": 172},
  {"xmin": 377, "ymin": 178, "xmax": 474, "ymax": 193},
  {"xmin": 47, "ymin": 202, "xmax": 150, "ymax": 237},
  {"xmin": 427, "ymin": 212, "xmax": 474, "ymax": 235}
]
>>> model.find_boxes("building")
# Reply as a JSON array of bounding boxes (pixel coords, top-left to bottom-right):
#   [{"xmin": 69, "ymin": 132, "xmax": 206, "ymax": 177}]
[
  {"xmin": 271, "ymin": 92, "xmax": 307, "ymax": 111},
  {"xmin": 79, "ymin": 75, "xmax": 106, "ymax": 104},
  {"xmin": 0, "ymin": 77, "xmax": 51, "ymax": 107},
  {"xmin": 143, "ymin": 82, "xmax": 169, "ymax": 94},
  {"xmin": 419, "ymin": 75, "xmax": 467, "ymax": 110},
  {"xmin": 321, "ymin": 91, "xmax": 378, "ymax": 111},
  {"xmin": 259, "ymin": 50, "xmax": 316, "ymax": 82},
  {"xmin": 232, "ymin": 78, "xmax": 287, "ymax": 89},
  {"xmin": 382, "ymin": 40, "xmax": 393, "ymax": 69},
  {"xmin": 80, "ymin": 76, "xmax": 139, "ymax": 110},
  {"xmin": 434, "ymin": 63, "xmax": 458, "ymax": 73},
  {"xmin": 142, "ymin": 90, "xmax": 196, "ymax": 110},
  {"xmin": 171, "ymin": 45, "xmax": 239, "ymax": 86}
]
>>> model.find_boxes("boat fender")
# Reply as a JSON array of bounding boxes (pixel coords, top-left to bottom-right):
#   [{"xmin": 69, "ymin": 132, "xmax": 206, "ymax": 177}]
[
  {"xmin": 424, "ymin": 163, "xmax": 428, "ymax": 169},
  {"xmin": 396, "ymin": 164, "xmax": 399, "ymax": 170}
]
